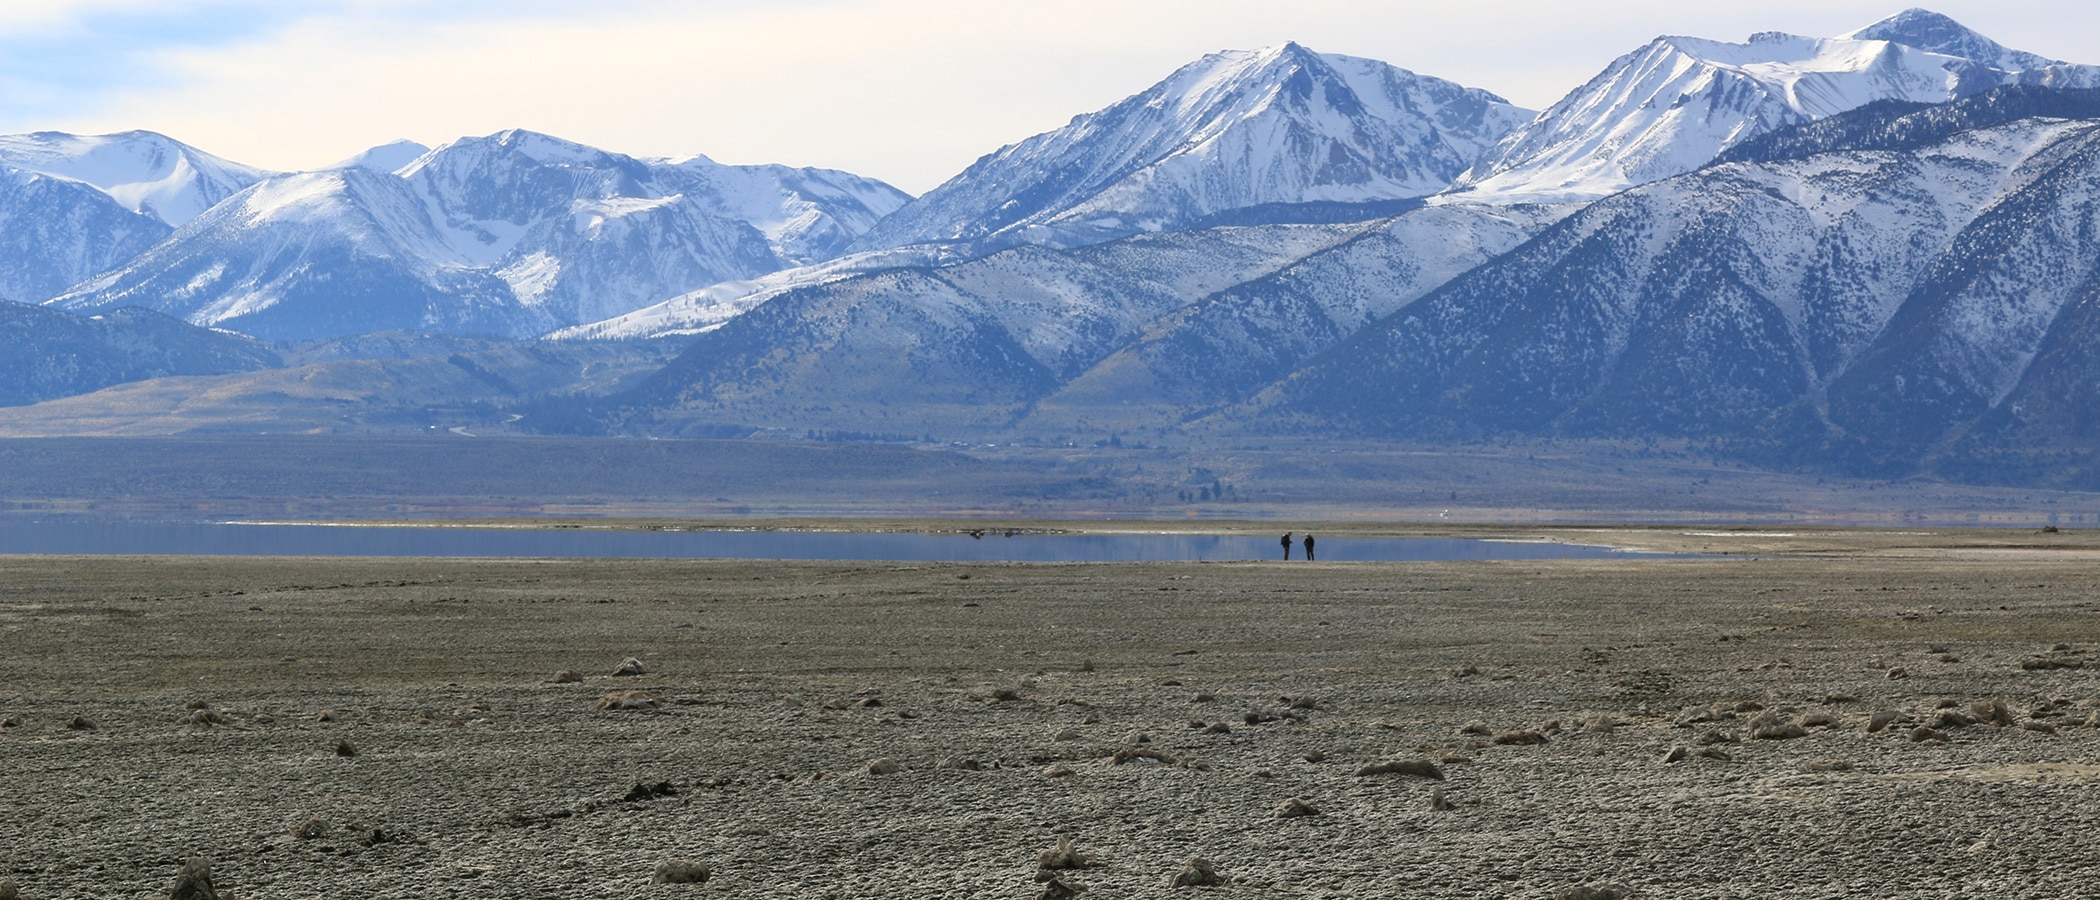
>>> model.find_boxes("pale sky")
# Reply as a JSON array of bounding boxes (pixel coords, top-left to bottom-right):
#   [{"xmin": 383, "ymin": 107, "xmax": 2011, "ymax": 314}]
[{"xmin": 1, "ymin": 1, "xmax": 2093, "ymax": 193}]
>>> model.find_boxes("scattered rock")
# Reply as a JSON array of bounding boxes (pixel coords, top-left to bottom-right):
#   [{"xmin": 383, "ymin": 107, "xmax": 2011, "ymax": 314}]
[
  {"xmin": 1, "ymin": 717, "xmax": 17, "ymax": 728},
  {"xmin": 1275, "ymin": 796, "xmax": 1321, "ymax": 818},
  {"xmin": 1661, "ymin": 745, "xmax": 1690, "ymax": 765},
  {"xmin": 168, "ymin": 857, "xmax": 220, "ymax": 900},
  {"xmin": 288, "ymin": 817, "xmax": 332, "ymax": 840},
  {"xmin": 1042, "ymin": 764, "xmax": 1076, "ymax": 778},
  {"xmin": 312, "ymin": 710, "xmax": 334, "ymax": 723},
  {"xmin": 1459, "ymin": 721, "xmax": 1493, "ymax": 736},
  {"xmin": 335, "ymin": 739, "xmax": 357, "ymax": 758},
  {"xmin": 186, "ymin": 709, "xmax": 226, "ymax": 727},
  {"xmin": 1107, "ymin": 747, "xmax": 1178, "ymax": 766},
  {"xmin": 1868, "ymin": 710, "xmax": 1901, "ymax": 733},
  {"xmin": 2021, "ymin": 656, "xmax": 2083, "ymax": 671},
  {"xmin": 588, "ymin": 690, "xmax": 661, "ymax": 712},
  {"xmin": 1302, "ymin": 749, "xmax": 1326, "ymax": 763},
  {"xmin": 1557, "ymin": 883, "xmax": 1632, "ymax": 900},
  {"xmin": 855, "ymin": 697, "xmax": 884, "ymax": 708},
  {"xmin": 1825, "ymin": 692, "xmax": 1861, "ymax": 704},
  {"xmin": 1694, "ymin": 729, "xmax": 1735, "ymax": 745},
  {"xmin": 1037, "ymin": 877, "xmax": 1086, "ymax": 899},
  {"xmin": 1910, "ymin": 726, "xmax": 1950, "ymax": 743},
  {"xmin": 1886, "ymin": 667, "xmax": 1908, "ymax": 679},
  {"xmin": 863, "ymin": 758, "xmax": 903, "ymax": 776},
  {"xmin": 1054, "ymin": 728, "xmax": 1082, "ymax": 742},
  {"xmin": 1171, "ymin": 857, "xmax": 1225, "ymax": 888},
  {"xmin": 1695, "ymin": 747, "xmax": 1733, "ymax": 761},
  {"xmin": 937, "ymin": 756, "xmax": 984, "ymax": 771},
  {"xmin": 66, "ymin": 716, "xmax": 95, "ymax": 731},
  {"xmin": 1192, "ymin": 692, "xmax": 1216, "ymax": 703},
  {"xmin": 652, "ymin": 860, "xmax": 711, "ymax": 884},
  {"xmin": 1429, "ymin": 788, "xmax": 1457, "ymax": 811},
  {"xmin": 1747, "ymin": 713, "xmax": 1808, "ymax": 740},
  {"xmin": 611, "ymin": 657, "xmax": 647, "ymax": 677},
  {"xmin": 1353, "ymin": 759, "xmax": 1445, "ymax": 780},
  {"xmin": 1493, "ymin": 730, "xmax": 1549, "ymax": 745},
  {"xmin": 2023, "ymin": 721, "xmax": 2058, "ymax": 735},
  {"xmin": 0, "ymin": 879, "xmax": 16, "ymax": 900},
  {"xmin": 547, "ymin": 669, "xmax": 584, "ymax": 684},
  {"xmin": 1969, "ymin": 699, "xmax": 2015, "ymax": 727},
  {"xmin": 1800, "ymin": 712, "xmax": 1837, "ymax": 728},
  {"xmin": 1801, "ymin": 759, "xmax": 1853, "ymax": 773},
  {"xmin": 1035, "ymin": 837, "xmax": 1093, "ymax": 877},
  {"xmin": 624, "ymin": 781, "xmax": 678, "ymax": 802},
  {"xmin": 1933, "ymin": 709, "xmax": 1977, "ymax": 729},
  {"xmin": 1203, "ymin": 722, "xmax": 1232, "ymax": 735},
  {"xmin": 993, "ymin": 688, "xmax": 1023, "ymax": 702}
]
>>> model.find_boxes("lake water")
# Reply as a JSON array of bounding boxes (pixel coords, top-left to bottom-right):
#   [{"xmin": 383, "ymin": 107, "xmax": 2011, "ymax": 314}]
[{"xmin": 0, "ymin": 518, "xmax": 1663, "ymax": 562}]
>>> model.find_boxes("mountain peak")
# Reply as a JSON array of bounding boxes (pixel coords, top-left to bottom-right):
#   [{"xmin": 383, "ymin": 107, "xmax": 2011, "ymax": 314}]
[
  {"xmin": 851, "ymin": 43, "xmax": 1531, "ymax": 253},
  {"xmin": 1843, "ymin": 9, "xmax": 1995, "ymax": 53}
]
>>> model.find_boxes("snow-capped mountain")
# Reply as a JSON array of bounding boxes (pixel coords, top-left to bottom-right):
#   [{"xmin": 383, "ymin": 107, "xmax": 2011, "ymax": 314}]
[
  {"xmin": 852, "ymin": 42, "xmax": 1531, "ymax": 254},
  {"xmin": 328, "ymin": 140, "xmax": 433, "ymax": 174},
  {"xmin": 48, "ymin": 130, "xmax": 912, "ymax": 340},
  {"xmin": 608, "ymin": 223, "xmax": 1373, "ymax": 435},
  {"xmin": 1445, "ymin": 9, "xmax": 2100, "ymax": 203},
  {"xmin": 0, "ymin": 131, "xmax": 270, "ymax": 226},
  {"xmin": 0, "ymin": 167, "xmax": 170, "ymax": 303},
  {"xmin": 1257, "ymin": 88, "xmax": 2100, "ymax": 470}
]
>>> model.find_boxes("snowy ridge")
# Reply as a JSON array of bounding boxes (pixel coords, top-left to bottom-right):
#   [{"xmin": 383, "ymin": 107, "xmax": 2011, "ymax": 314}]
[
  {"xmin": 50, "ymin": 129, "xmax": 913, "ymax": 340},
  {"xmin": 0, "ymin": 131, "xmax": 271, "ymax": 226},
  {"xmin": 1446, "ymin": 10, "xmax": 2100, "ymax": 203},
  {"xmin": 853, "ymin": 42, "xmax": 1531, "ymax": 253}
]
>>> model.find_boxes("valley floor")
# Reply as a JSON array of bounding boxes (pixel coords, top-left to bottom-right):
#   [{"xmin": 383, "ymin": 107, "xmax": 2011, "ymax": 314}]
[{"xmin": 4, "ymin": 535, "xmax": 2100, "ymax": 897}]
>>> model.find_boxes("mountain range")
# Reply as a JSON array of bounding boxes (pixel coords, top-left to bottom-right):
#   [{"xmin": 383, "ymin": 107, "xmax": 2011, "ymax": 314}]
[{"xmin": 9, "ymin": 9, "xmax": 2100, "ymax": 488}]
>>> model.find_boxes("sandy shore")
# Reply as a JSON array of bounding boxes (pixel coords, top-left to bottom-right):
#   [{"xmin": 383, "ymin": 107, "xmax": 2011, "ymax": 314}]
[{"xmin": 4, "ymin": 540, "xmax": 2099, "ymax": 897}]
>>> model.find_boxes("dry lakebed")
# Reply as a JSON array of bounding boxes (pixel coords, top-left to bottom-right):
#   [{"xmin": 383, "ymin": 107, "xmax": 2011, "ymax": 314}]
[{"xmin": 3, "ymin": 524, "xmax": 2100, "ymax": 898}]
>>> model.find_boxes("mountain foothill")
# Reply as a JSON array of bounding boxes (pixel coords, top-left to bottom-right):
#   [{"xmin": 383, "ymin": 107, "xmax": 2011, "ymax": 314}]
[{"xmin": 7, "ymin": 8, "xmax": 2100, "ymax": 488}]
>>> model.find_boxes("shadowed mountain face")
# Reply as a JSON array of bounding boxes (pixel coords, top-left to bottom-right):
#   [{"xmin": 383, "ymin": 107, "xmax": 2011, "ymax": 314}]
[
  {"xmin": 1248, "ymin": 88, "xmax": 2100, "ymax": 476},
  {"xmin": 0, "ymin": 301, "xmax": 280, "ymax": 406}
]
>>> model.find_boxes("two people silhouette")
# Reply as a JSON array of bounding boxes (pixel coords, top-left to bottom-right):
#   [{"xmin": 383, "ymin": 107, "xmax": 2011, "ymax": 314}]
[{"xmin": 1280, "ymin": 532, "xmax": 1315, "ymax": 561}]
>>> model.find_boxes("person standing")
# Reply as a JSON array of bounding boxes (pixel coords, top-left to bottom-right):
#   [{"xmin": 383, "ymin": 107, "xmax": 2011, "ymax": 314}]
[
  {"xmin": 1280, "ymin": 532, "xmax": 1293, "ymax": 560},
  {"xmin": 1303, "ymin": 533, "xmax": 1315, "ymax": 561}
]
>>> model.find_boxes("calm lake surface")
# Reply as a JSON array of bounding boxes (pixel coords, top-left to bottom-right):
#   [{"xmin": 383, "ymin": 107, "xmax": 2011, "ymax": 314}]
[{"xmin": 0, "ymin": 518, "xmax": 1665, "ymax": 562}]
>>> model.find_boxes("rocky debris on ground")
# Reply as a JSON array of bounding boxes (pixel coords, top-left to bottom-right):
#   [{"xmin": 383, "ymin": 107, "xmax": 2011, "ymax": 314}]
[
  {"xmin": 1037, "ymin": 876, "xmax": 1086, "ymax": 899},
  {"xmin": 65, "ymin": 716, "xmax": 94, "ymax": 731},
  {"xmin": 611, "ymin": 657, "xmax": 647, "ymax": 677},
  {"xmin": 1430, "ymin": 788, "xmax": 1457, "ymax": 811},
  {"xmin": 547, "ymin": 669, "xmax": 584, "ymax": 684},
  {"xmin": 1171, "ymin": 857, "xmax": 1225, "ymax": 887},
  {"xmin": 1354, "ymin": 759, "xmax": 1445, "ymax": 779},
  {"xmin": 1275, "ymin": 797, "xmax": 1320, "ymax": 818},
  {"xmin": 1042, "ymin": 763, "xmax": 1076, "ymax": 778},
  {"xmin": 0, "ymin": 879, "xmax": 19, "ymax": 900},
  {"xmin": 587, "ymin": 690, "xmax": 660, "ymax": 712},
  {"xmin": 1107, "ymin": 747, "xmax": 1178, "ymax": 766},
  {"xmin": 334, "ymin": 739, "xmax": 357, "ymax": 757},
  {"xmin": 289, "ymin": 817, "xmax": 332, "ymax": 840},
  {"xmin": 168, "ymin": 857, "xmax": 219, "ymax": 900},
  {"xmin": 1557, "ymin": 883, "xmax": 1632, "ymax": 900},
  {"xmin": 938, "ymin": 756, "xmax": 984, "ymax": 771},
  {"xmin": 652, "ymin": 860, "xmax": 710, "ymax": 884},
  {"xmin": 863, "ymin": 758, "xmax": 903, "ymax": 775},
  {"xmin": 1493, "ymin": 729, "xmax": 1548, "ymax": 745},
  {"xmin": 1035, "ymin": 837, "xmax": 1093, "ymax": 879},
  {"xmin": 1748, "ymin": 712, "xmax": 1809, "ymax": 740},
  {"xmin": 624, "ymin": 781, "xmax": 678, "ymax": 802}
]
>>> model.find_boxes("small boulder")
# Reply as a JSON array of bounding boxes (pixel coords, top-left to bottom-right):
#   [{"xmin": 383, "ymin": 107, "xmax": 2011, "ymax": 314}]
[
  {"xmin": 1035, "ymin": 837, "xmax": 1092, "ymax": 878},
  {"xmin": 1042, "ymin": 763, "xmax": 1076, "ymax": 778},
  {"xmin": 547, "ymin": 669, "xmax": 584, "ymax": 684},
  {"xmin": 588, "ymin": 690, "xmax": 661, "ymax": 712},
  {"xmin": 651, "ymin": 860, "xmax": 711, "ymax": 884},
  {"xmin": 1275, "ymin": 797, "xmax": 1320, "ymax": 818},
  {"xmin": 1493, "ymin": 730, "xmax": 1549, "ymax": 745},
  {"xmin": 335, "ymin": 739, "xmax": 357, "ymax": 758},
  {"xmin": 169, "ymin": 857, "xmax": 220, "ymax": 900},
  {"xmin": 1353, "ymin": 759, "xmax": 1445, "ymax": 780},
  {"xmin": 611, "ymin": 657, "xmax": 647, "ymax": 677},
  {"xmin": 1037, "ymin": 877, "xmax": 1085, "ymax": 899},
  {"xmin": 1429, "ymin": 788, "xmax": 1457, "ymax": 811},
  {"xmin": 1910, "ymin": 726, "xmax": 1950, "ymax": 743},
  {"xmin": 288, "ymin": 817, "xmax": 332, "ymax": 840},
  {"xmin": 1, "ymin": 879, "xmax": 20, "ymax": 900},
  {"xmin": 1171, "ymin": 857, "xmax": 1225, "ymax": 888},
  {"xmin": 863, "ymin": 758, "xmax": 903, "ymax": 776},
  {"xmin": 938, "ymin": 756, "xmax": 984, "ymax": 771},
  {"xmin": 1867, "ymin": 710, "xmax": 1901, "ymax": 733},
  {"xmin": 66, "ymin": 716, "xmax": 95, "ymax": 731}
]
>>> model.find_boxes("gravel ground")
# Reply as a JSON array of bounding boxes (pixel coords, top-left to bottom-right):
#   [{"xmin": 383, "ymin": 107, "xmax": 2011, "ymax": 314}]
[{"xmin": 4, "ymin": 545, "xmax": 2100, "ymax": 898}]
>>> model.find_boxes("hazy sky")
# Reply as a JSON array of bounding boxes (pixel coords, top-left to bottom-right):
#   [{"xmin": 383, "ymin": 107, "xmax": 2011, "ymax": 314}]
[{"xmin": 2, "ymin": 1, "xmax": 2092, "ymax": 193}]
